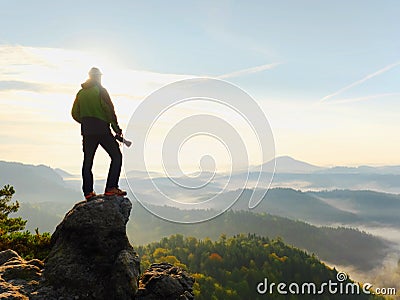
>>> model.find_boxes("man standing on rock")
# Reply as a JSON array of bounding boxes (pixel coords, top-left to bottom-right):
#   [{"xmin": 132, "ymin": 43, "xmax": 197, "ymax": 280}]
[{"xmin": 72, "ymin": 67, "xmax": 127, "ymax": 200}]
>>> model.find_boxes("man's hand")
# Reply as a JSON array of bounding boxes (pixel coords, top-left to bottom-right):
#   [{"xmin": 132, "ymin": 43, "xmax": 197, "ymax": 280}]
[{"xmin": 115, "ymin": 133, "xmax": 132, "ymax": 148}]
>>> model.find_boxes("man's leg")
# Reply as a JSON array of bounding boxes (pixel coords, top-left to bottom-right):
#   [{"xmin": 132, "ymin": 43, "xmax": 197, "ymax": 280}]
[
  {"xmin": 82, "ymin": 135, "xmax": 99, "ymax": 195},
  {"xmin": 99, "ymin": 133, "xmax": 122, "ymax": 190}
]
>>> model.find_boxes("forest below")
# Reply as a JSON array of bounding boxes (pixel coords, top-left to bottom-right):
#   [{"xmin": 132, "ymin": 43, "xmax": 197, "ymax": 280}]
[{"xmin": 138, "ymin": 234, "xmax": 383, "ymax": 299}]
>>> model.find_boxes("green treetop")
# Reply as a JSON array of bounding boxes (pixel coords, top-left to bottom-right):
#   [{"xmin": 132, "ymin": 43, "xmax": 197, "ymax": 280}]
[{"xmin": 0, "ymin": 185, "xmax": 26, "ymax": 234}]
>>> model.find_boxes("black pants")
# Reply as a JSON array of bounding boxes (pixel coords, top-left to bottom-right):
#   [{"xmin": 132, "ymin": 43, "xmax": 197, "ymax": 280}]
[{"xmin": 82, "ymin": 133, "xmax": 122, "ymax": 195}]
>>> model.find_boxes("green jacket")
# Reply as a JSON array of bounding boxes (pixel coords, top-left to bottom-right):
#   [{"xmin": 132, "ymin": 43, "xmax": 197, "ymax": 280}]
[{"xmin": 72, "ymin": 80, "xmax": 121, "ymax": 135}]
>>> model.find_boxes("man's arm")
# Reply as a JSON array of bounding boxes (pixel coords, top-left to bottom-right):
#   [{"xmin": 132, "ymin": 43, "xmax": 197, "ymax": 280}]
[
  {"xmin": 99, "ymin": 87, "xmax": 122, "ymax": 134},
  {"xmin": 71, "ymin": 95, "xmax": 81, "ymax": 123}
]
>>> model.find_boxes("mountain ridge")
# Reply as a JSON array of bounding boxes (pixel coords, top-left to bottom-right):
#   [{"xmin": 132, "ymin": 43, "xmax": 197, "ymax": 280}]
[
  {"xmin": 256, "ymin": 155, "xmax": 323, "ymax": 173},
  {"xmin": 4, "ymin": 156, "xmax": 400, "ymax": 184}
]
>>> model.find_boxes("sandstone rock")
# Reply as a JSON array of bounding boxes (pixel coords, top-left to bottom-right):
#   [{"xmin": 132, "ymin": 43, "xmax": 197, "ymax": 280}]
[
  {"xmin": 0, "ymin": 196, "xmax": 195, "ymax": 299},
  {"xmin": 25, "ymin": 259, "xmax": 44, "ymax": 270},
  {"xmin": 44, "ymin": 196, "xmax": 140, "ymax": 300},
  {"xmin": 135, "ymin": 263, "xmax": 195, "ymax": 300},
  {"xmin": 0, "ymin": 250, "xmax": 42, "ymax": 299},
  {"xmin": 0, "ymin": 250, "xmax": 20, "ymax": 266}
]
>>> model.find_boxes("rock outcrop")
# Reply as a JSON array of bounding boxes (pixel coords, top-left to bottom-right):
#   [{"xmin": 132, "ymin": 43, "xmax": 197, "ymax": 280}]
[
  {"xmin": 44, "ymin": 196, "xmax": 140, "ymax": 300},
  {"xmin": 135, "ymin": 263, "xmax": 195, "ymax": 300},
  {"xmin": 0, "ymin": 249, "xmax": 43, "ymax": 299},
  {"xmin": 0, "ymin": 196, "xmax": 195, "ymax": 299}
]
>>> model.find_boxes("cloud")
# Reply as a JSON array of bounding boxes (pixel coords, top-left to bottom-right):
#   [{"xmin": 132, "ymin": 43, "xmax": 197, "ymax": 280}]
[
  {"xmin": 217, "ymin": 62, "xmax": 281, "ymax": 79},
  {"xmin": 321, "ymin": 93, "xmax": 400, "ymax": 105},
  {"xmin": 318, "ymin": 61, "xmax": 400, "ymax": 103},
  {"xmin": 0, "ymin": 80, "xmax": 47, "ymax": 92},
  {"xmin": 0, "ymin": 44, "xmax": 193, "ymax": 98},
  {"xmin": 0, "ymin": 79, "xmax": 78, "ymax": 96}
]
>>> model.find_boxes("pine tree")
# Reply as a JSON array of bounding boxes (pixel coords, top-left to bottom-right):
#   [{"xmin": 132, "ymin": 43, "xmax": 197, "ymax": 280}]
[
  {"xmin": 0, "ymin": 184, "xmax": 51, "ymax": 259},
  {"xmin": 0, "ymin": 185, "xmax": 26, "ymax": 234}
]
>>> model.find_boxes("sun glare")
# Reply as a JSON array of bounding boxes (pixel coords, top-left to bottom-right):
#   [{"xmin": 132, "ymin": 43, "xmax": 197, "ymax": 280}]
[{"xmin": 0, "ymin": 45, "xmax": 196, "ymax": 174}]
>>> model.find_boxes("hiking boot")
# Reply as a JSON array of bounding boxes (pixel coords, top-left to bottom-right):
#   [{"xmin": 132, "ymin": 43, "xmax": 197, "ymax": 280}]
[
  {"xmin": 85, "ymin": 191, "xmax": 96, "ymax": 200},
  {"xmin": 104, "ymin": 187, "xmax": 127, "ymax": 196}
]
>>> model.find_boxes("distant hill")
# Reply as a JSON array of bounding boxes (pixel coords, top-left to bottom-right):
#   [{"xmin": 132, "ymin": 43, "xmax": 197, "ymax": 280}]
[
  {"xmin": 0, "ymin": 161, "xmax": 80, "ymax": 203},
  {"xmin": 223, "ymin": 157, "xmax": 400, "ymax": 193},
  {"xmin": 319, "ymin": 165, "xmax": 400, "ymax": 175},
  {"xmin": 309, "ymin": 189, "xmax": 400, "ymax": 225},
  {"xmin": 237, "ymin": 188, "xmax": 400, "ymax": 231},
  {"xmin": 270, "ymin": 172, "xmax": 400, "ymax": 193},
  {"xmin": 54, "ymin": 168, "xmax": 77, "ymax": 179},
  {"xmin": 194, "ymin": 187, "xmax": 400, "ymax": 230},
  {"xmin": 231, "ymin": 188, "xmax": 361, "ymax": 224},
  {"xmin": 257, "ymin": 156, "xmax": 400, "ymax": 175},
  {"xmin": 256, "ymin": 155, "xmax": 323, "ymax": 173}
]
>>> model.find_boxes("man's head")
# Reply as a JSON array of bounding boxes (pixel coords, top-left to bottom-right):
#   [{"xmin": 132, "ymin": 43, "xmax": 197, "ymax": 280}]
[{"xmin": 88, "ymin": 67, "xmax": 102, "ymax": 83}]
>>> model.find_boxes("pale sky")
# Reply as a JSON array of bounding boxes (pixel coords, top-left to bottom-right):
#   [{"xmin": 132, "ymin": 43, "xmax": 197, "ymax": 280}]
[{"xmin": 1, "ymin": 1, "xmax": 400, "ymax": 175}]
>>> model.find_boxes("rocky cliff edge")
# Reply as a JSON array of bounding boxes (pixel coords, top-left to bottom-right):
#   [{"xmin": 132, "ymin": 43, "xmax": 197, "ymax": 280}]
[{"xmin": 0, "ymin": 196, "xmax": 194, "ymax": 299}]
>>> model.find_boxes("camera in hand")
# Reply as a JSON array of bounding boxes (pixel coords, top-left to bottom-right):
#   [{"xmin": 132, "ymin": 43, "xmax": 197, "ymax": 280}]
[{"xmin": 115, "ymin": 135, "xmax": 132, "ymax": 147}]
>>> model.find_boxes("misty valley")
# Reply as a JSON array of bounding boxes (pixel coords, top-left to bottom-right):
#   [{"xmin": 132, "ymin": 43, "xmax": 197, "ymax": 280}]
[{"xmin": 1, "ymin": 156, "xmax": 399, "ymax": 298}]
